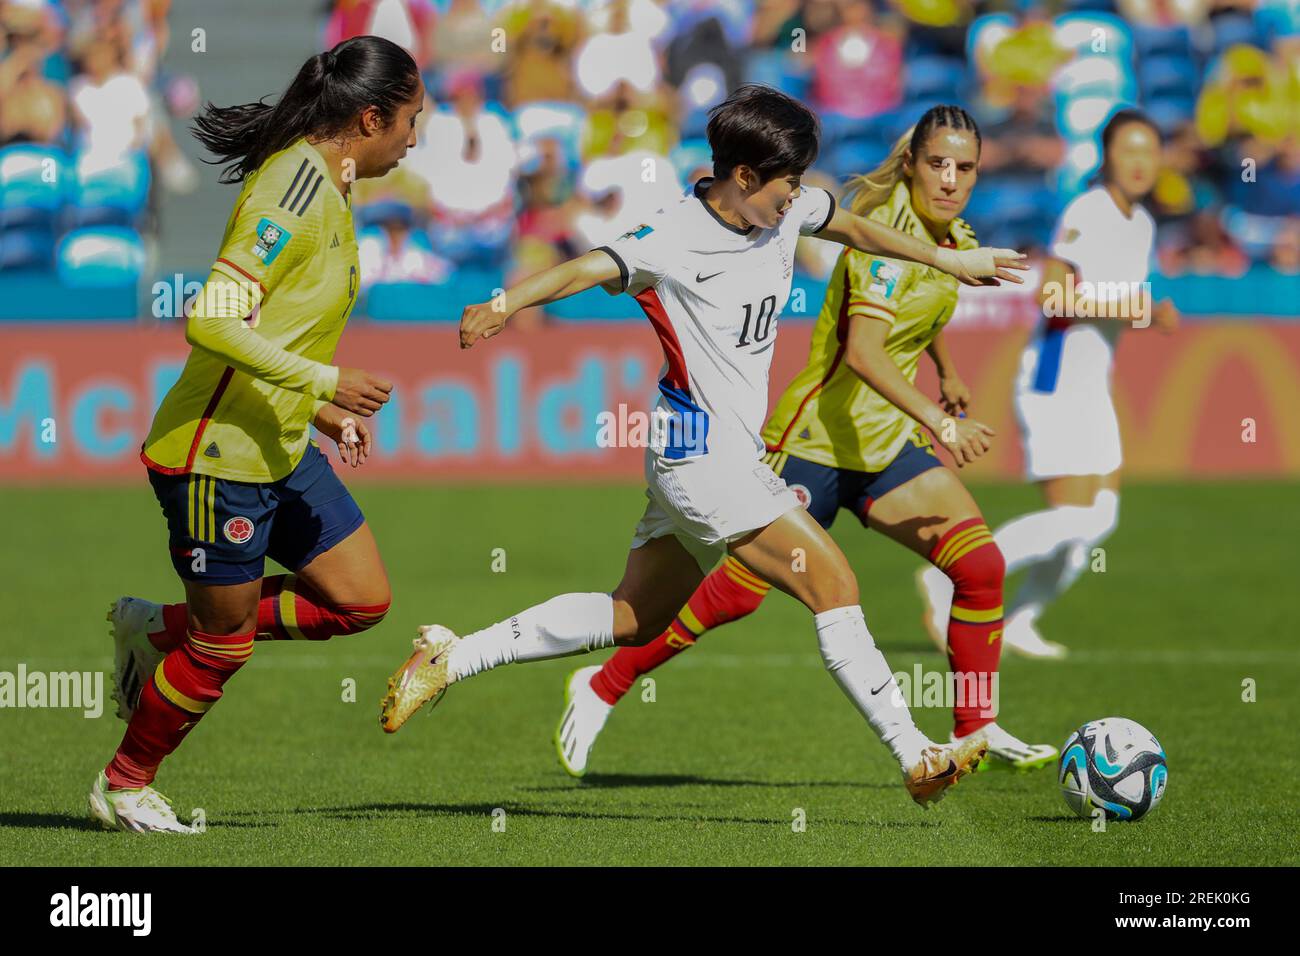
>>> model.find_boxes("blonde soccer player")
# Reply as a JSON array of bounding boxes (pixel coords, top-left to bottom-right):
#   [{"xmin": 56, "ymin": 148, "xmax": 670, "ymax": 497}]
[
  {"xmin": 919, "ymin": 107, "xmax": 1179, "ymax": 659},
  {"xmin": 380, "ymin": 87, "xmax": 1028, "ymax": 807},
  {"xmin": 91, "ymin": 37, "xmax": 419, "ymax": 833},
  {"xmin": 554, "ymin": 106, "xmax": 1057, "ymax": 777}
]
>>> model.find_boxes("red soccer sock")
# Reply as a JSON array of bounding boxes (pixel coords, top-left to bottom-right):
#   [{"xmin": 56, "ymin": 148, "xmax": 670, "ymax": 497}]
[
  {"xmin": 105, "ymin": 628, "xmax": 254, "ymax": 790},
  {"xmin": 590, "ymin": 556, "xmax": 771, "ymax": 705},
  {"xmin": 929, "ymin": 519, "xmax": 1005, "ymax": 738},
  {"xmin": 148, "ymin": 574, "xmax": 390, "ymax": 652}
]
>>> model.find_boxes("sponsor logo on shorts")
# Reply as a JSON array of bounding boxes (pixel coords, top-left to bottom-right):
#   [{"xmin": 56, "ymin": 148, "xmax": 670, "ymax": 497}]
[
  {"xmin": 222, "ymin": 516, "xmax": 255, "ymax": 544},
  {"xmin": 788, "ymin": 483, "xmax": 812, "ymax": 509}
]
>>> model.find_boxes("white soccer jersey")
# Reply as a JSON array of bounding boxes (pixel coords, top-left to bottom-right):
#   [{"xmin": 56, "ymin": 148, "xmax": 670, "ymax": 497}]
[{"xmin": 595, "ymin": 177, "xmax": 836, "ymax": 460}]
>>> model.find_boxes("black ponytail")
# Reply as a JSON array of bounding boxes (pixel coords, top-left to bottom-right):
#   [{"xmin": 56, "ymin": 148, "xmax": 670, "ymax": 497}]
[{"xmin": 191, "ymin": 35, "xmax": 420, "ymax": 184}]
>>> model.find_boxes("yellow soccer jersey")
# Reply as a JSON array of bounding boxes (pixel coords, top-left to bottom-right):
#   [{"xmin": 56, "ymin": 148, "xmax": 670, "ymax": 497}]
[
  {"xmin": 143, "ymin": 138, "xmax": 360, "ymax": 482},
  {"xmin": 762, "ymin": 180, "xmax": 978, "ymax": 472}
]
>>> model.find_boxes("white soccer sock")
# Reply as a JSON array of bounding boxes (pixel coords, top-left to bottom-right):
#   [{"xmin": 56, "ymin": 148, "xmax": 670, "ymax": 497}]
[
  {"xmin": 815, "ymin": 605, "xmax": 931, "ymax": 770},
  {"xmin": 447, "ymin": 592, "xmax": 615, "ymax": 683},
  {"xmin": 1006, "ymin": 491, "xmax": 1119, "ymax": 620},
  {"xmin": 993, "ymin": 506, "xmax": 1085, "ymax": 575}
]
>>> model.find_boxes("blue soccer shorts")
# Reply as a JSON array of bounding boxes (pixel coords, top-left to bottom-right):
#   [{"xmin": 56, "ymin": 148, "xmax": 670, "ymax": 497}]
[{"xmin": 147, "ymin": 442, "xmax": 365, "ymax": 585}]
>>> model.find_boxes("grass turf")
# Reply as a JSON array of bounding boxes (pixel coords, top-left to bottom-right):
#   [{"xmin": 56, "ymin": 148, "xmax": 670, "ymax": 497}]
[{"xmin": 0, "ymin": 480, "xmax": 1295, "ymax": 866}]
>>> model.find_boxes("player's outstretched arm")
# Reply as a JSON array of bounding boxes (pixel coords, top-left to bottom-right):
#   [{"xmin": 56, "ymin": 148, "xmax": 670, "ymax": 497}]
[
  {"xmin": 844, "ymin": 315, "xmax": 993, "ymax": 467},
  {"xmin": 459, "ymin": 250, "xmax": 623, "ymax": 349},
  {"xmin": 818, "ymin": 205, "xmax": 1029, "ymax": 286}
]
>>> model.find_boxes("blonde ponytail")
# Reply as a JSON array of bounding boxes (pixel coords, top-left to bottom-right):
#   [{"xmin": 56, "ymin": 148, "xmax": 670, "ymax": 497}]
[{"xmin": 842, "ymin": 128, "xmax": 913, "ymax": 217}]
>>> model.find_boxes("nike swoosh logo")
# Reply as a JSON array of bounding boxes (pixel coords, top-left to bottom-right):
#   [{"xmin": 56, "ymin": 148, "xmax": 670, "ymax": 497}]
[
  {"xmin": 696, "ymin": 271, "xmax": 724, "ymax": 282},
  {"xmin": 930, "ymin": 761, "xmax": 958, "ymax": 780},
  {"xmin": 869, "ymin": 680, "xmax": 892, "ymax": 695}
]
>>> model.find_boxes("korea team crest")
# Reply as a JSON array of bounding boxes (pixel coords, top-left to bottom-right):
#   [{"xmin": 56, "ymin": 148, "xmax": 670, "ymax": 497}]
[{"xmin": 223, "ymin": 516, "xmax": 255, "ymax": 545}]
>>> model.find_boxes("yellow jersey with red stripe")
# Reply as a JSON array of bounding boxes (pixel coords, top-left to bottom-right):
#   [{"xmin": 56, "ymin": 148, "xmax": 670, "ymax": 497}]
[
  {"xmin": 761, "ymin": 180, "xmax": 978, "ymax": 472},
  {"xmin": 142, "ymin": 138, "xmax": 360, "ymax": 482}
]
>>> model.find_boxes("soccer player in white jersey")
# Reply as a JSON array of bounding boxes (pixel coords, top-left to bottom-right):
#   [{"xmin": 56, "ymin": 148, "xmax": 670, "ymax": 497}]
[
  {"xmin": 920, "ymin": 108, "xmax": 1179, "ymax": 659},
  {"xmin": 381, "ymin": 86, "xmax": 1026, "ymax": 806}
]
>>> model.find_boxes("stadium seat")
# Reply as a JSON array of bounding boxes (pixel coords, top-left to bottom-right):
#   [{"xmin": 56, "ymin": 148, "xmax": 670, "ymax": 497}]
[
  {"xmin": 1140, "ymin": 56, "xmax": 1200, "ymax": 99},
  {"xmin": 1146, "ymin": 94, "xmax": 1196, "ymax": 134},
  {"xmin": 903, "ymin": 56, "xmax": 968, "ymax": 103},
  {"xmin": 1222, "ymin": 206, "xmax": 1286, "ymax": 261},
  {"xmin": 55, "ymin": 226, "xmax": 146, "ymax": 288},
  {"xmin": 0, "ymin": 225, "xmax": 57, "ymax": 271},
  {"xmin": 71, "ymin": 151, "xmax": 151, "ymax": 228},
  {"xmin": 0, "ymin": 144, "xmax": 69, "ymax": 229},
  {"xmin": 1055, "ymin": 54, "xmax": 1135, "ymax": 99},
  {"xmin": 1134, "ymin": 23, "xmax": 1194, "ymax": 60},
  {"xmin": 1211, "ymin": 14, "xmax": 1261, "ymax": 54}
]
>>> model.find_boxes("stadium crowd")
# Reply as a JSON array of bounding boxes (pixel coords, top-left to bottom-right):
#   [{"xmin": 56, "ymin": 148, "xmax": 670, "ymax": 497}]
[{"xmin": 2, "ymin": 0, "xmax": 1298, "ymax": 308}]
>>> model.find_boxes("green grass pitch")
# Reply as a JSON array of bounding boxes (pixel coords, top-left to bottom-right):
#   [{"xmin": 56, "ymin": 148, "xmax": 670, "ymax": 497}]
[{"xmin": 1, "ymin": 480, "xmax": 1296, "ymax": 866}]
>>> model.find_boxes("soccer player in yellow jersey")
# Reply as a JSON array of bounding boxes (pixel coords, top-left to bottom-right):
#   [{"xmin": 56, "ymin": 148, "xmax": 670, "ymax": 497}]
[
  {"xmin": 557, "ymin": 106, "xmax": 1059, "ymax": 775},
  {"xmin": 88, "ymin": 37, "xmax": 421, "ymax": 833}
]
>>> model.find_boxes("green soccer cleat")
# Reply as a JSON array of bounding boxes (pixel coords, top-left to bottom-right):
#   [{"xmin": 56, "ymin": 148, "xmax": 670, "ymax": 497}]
[
  {"xmin": 554, "ymin": 665, "xmax": 613, "ymax": 778},
  {"xmin": 953, "ymin": 722, "xmax": 1058, "ymax": 772}
]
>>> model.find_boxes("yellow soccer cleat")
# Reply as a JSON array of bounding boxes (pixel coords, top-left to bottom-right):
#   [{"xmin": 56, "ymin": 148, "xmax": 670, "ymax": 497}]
[
  {"xmin": 380, "ymin": 625, "xmax": 458, "ymax": 733},
  {"xmin": 902, "ymin": 735, "xmax": 988, "ymax": 808}
]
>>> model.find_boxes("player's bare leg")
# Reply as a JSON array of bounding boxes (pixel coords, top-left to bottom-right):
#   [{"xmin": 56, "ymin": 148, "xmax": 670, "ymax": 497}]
[
  {"xmin": 728, "ymin": 507, "xmax": 985, "ymax": 806},
  {"xmin": 381, "ymin": 535, "xmax": 704, "ymax": 732},
  {"xmin": 293, "ymin": 521, "xmax": 392, "ymax": 610},
  {"xmin": 872, "ymin": 467, "xmax": 1056, "ymax": 770}
]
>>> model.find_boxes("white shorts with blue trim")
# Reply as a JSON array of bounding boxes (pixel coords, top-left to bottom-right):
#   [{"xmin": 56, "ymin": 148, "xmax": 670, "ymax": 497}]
[
  {"xmin": 630, "ymin": 446, "xmax": 801, "ymax": 573},
  {"xmin": 1014, "ymin": 330, "xmax": 1122, "ymax": 480}
]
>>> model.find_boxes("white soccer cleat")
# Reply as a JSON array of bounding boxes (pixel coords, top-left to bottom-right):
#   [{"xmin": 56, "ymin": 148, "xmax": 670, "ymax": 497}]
[
  {"xmin": 902, "ymin": 736, "xmax": 987, "ymax": 808},
  {"xmin": 380, "ymin": 625, "xmax": 458, "ymax": 733},
  {"xmin": 108, "ymin": 597, "xmax": 166, "ymax": 721},
  {"xmin": 914, "ymin": 566, "xmax": 952, "ymax": 653},
  {"xmin": 953, "ymin": 721, "xmax": 1058, "ymax": 772},
  {"xmin": 1002, "ymin": 611, "xmax": 1068, "ymax": 659},
  {"xmin": 87, "ymin": 771, "xmax": 194, "ymax": 834},
  {"xmin": 554, "ymin": 665, "xmax": 614, "ymax": 778}
]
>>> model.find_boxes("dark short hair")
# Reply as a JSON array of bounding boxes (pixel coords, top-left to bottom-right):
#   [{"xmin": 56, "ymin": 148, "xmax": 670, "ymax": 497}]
[{"xmin": 706, "ymin": 84, "xmax": 820, "ymax": 185}]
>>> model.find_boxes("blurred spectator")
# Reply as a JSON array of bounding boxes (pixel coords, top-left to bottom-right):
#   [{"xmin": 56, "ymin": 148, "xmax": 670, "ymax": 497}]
[
  {"xmin": 325, "ymin": 0, "xmax": 435, "ymax": 69},
  {"xmin": 582, "ymin": 80, "xmax": 676, "ymax": 158},
  {"xmin": 1115, "ymin": 0, "xmax": 1210, "ymax": 27},
  {"xmin": 1270, "ymin": 216, "xmax": 1300, "ymax": 272},
  {"xmin": 69, "ymin": 38, "xmax": 150, "ymax": 174},
  {"xmin": 0, "ymin": 38, "xmax": 66, "ymax": 145},
  {"xmin": 431, "ymin": 0, "xmax": 501, "ymax": 76},
  {"xmin": 65, "ymin": 0, "xmax": 172, "ymax": 83},
  {"xmin": 1159, "ymin": 208, "xmax": 1251, "ymax": 275},
  {"xmin": 357, "ymin": 202, "xmax": 452, "ymax": 286},
  {"xmin": 810, "ymin": 0, "xmax": 903, "ymax": 121},
  {"xmin": 510, "ymin": 135, "xmax": 581, "ymax": 328},
  {"xmin": 499, "ymin": 0, "xmax": 585, "ymax": 108},
  {"xmin": 1195, "ymin": 45, "xmax": 1296, "ymax": 157},
  {"xmin": 977, "ymin": 84, "xmax": 1065, "ymax": 175},
  {"xmin": 664, "ymin": 4, "xmax": 746, "ymax": 98},
  {"xmin": 573, "ymin": 0, "xmax": 665, "ymax": 99},
  {"xmin": 410, "ymin": 68, "xmax": 518, "ymax": 262},
  {"xmin": 972, "ymin": 9, "xmax": 1073, "ymax": 110},
  {"xmin": 0, "ymin": 0, "xmax": 63, "ymax": 62},
  {"xmin": 890, "ymin": 0, "xmax": 973, "ymax": 59}
]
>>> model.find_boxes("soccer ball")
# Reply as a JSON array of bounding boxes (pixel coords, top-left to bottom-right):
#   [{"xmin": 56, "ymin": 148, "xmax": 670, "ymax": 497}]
[{"xmin": 1058, "ymin": 717, "xmax": 1167, "ymax": 822}]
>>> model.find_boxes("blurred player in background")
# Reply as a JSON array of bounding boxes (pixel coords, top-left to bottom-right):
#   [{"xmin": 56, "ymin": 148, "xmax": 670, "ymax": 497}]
[
  {"xmin": 920, "ymin": 107, "xmax": 1179, "ymax": 659},
  {"xmin": 557, "ymin": 106, "xmax": 1057, "ymax": 778},
  {"xmin": 90, "ymin": 36, "xmax": 417, "ymax": 833},
  {"xmin": 381, "ymin": 86, "xmax": 1028, "ymax": 807}
]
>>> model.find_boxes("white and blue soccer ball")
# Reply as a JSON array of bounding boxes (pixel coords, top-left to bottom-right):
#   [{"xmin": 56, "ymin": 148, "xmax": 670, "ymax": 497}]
[{"xmin": 1058, "ymin": 717, "xmax": 1167, "ymax": 822}]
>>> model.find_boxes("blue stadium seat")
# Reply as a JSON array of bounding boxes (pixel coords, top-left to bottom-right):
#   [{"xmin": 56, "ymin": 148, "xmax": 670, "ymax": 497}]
[
  {"xmin": 56, "ymin": 226, "xmax": 146, "ymax": 287},
  {"xmin": 1145, "ymin": 94, "xmax": 1196, "ymax": 134},
  {"xmin": 0, "ymin": 226, "xmax": 57, "ymax": 271},
  {"xmin": 1140, "ymin": 55, "xmax": 1200, "ymax": 98},
  {"xmin": 0, "ymin": 144, "xmax": 69, "ymax": 229},
  {"xmin": 71, "ymin": 151, "xmax": 150, "ymax": 228},
  {"xmin": 1211, "ymin": 14, "xmax": 1261, "ymax": 54},
  {"xmin": 903, "ymin": 56, "xmax": 967, "ymax": 103},
  {"xmin": 1062, "ymin": 0, "xmax": 1118, "ymax": 11},
  {"xmin": 743, "ymin": 49, "xmax": 809, "ymax": 101},
  {"xmin": 1131, "ymin": 23, "xmax": 1194, "ymax": 60}
]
